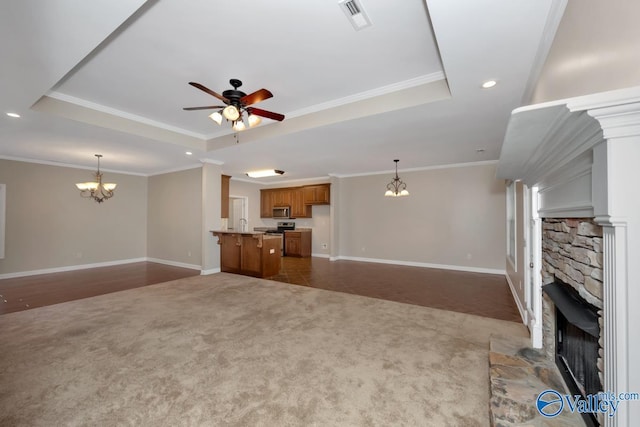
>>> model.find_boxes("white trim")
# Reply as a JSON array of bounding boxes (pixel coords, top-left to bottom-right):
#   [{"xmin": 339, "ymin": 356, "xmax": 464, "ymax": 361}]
[
  {"xmin": 333, "ymin": 255, "xmax": 505, "ymax": 275},
  {"xmin": 230, "ymin": 160, "xmax": 498, "ymax": 184},
  {"xmin": 200, "ymin": 158, "xmax": 224, "ymax": 166},
  {"xmin": 331, "ymin": 160, "xmax": 499, "ymax": 178},
  {"xmin": 47, "ymin": 91, "xmax": 207, "ymax": 140},
  {"xmin": 0, "ymin": 257, "xmax": 147, "ymax": 280},
  {"xmin": 286, "ymin": 72, "xmax": 445, "ymax": 120},
  {"xmin": 520, "ymin": 0, "xmax": 568, "ymax": 104},
  {"xmin": 0, "ymin": 155, "xmax": 148, "ymax": 176},
  {"xmin": 146, "ymin": 257, "xmax": 201, "ymax": 271},
  {"xmin": 505, "ymin": 273, "xmax": 527, "ymax": 324},
  {"xmin": 147, "ymin": 163, "xmax": 203, "ymax": 176},
  {"xmin": 200, "ymin": 268, "xmax": 221, "ymax": 275},
  {"xmin": 311, "ymin": 253, "xmax": 330, "ymax": 259},
  {"xmin": 537, "ymin": 205, "xmax": 594, "ymax": 218},
  {"xmin": 528, "ymin": 185, "xmax": 544, "ymax": 348}
]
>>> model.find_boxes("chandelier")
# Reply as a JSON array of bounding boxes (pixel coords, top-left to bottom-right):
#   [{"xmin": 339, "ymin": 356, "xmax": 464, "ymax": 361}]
[
  {"xmin": 384, "ymin": 159, "xmax": 409, "ymax": 197},
  {"xmin": 75, "ymin": 154, "xmax": 117, "ymax": 203}
]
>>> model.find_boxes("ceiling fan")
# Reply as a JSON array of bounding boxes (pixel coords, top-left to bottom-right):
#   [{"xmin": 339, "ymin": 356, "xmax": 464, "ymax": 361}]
[{"xmin": 183, "ymin": 79, "xmax": 285, "ymax": 131}]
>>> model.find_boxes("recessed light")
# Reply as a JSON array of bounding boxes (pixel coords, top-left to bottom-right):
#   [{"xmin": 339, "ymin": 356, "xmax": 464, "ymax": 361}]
[
  {"xmin": 6, "ymin": 112, "xmax": 20, "ymax": 118},
  {"xmin": 481, "ymin": 80, "xmax": 497, "ymax": 89},
  {"xmin": 185, "ymin": 151, "xmax": 193, "ymax": 156},
  {"xmin": 246, "ymin": 169, "xmax": 285, "ymax": 178}
]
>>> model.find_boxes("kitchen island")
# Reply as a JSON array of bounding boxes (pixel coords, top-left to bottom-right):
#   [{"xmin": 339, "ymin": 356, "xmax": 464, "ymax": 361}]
[{"xmin": 211, "ymin": 231, "xmax": 281, "ymax": 278}]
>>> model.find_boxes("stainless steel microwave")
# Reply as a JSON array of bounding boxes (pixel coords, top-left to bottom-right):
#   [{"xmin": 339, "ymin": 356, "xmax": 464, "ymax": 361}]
[{"xmin": 272, "ymin": 206, "xmax": 290, "ymax": 219}]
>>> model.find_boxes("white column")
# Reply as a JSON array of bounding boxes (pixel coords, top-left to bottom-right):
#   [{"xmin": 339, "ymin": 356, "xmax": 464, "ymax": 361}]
[
  {"xmin": 597, "ymin": 222, "xmax": 629, "ymax": 427},
  {"xmin": 592, "ymin": 136, "xmax": 640, "ymax": 427},
  {"xmin": 201, "ymin": 161, "xmax": 222, "ymax": 274}
]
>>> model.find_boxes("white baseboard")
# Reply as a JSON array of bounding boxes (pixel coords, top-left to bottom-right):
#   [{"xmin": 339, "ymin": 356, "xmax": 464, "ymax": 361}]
[
  {"xmin": 332, "ymin": 255, "xmax": 506, "ymax": 275},
  {"xmin": 311, "ymin": 253, "xmax": 330, "ymax": 259},
  {"xmin": 200, "ymin": 268, "xmax": 221, "ymax": 275},
  {"xmin": 0, "ymin": 257, "xmax": 147, "ymax": 280},
  {"xmin": 505, "ymin": 273, "xmax": 527, "ymax": 325},
  {"xmin": 146, "ymin": 257, "xmax": 201, "ymax": 271}
]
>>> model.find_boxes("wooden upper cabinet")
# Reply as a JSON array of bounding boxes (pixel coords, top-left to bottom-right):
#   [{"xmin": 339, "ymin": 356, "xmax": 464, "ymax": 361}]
[
  {"xmin": 260, "ymin": 189, "xmax": 273, "ymax": 218},
  {"xmin": 272, "ymin": 188, "xmax": 292, "ymax": 207},
  {"xmin": 290, "ymin": 188, "xmax": 310, "ymax": 218},
  {"xmin": 221, "ymin": 175, "xmax": 231, "ymax": 218},
  {"xmin": 260, "ymin": 183, "xmax": 330, "ymax": 218},
  {"xmin": 303, "ymin": 184, "xmax": 330, "ymax": 205}
]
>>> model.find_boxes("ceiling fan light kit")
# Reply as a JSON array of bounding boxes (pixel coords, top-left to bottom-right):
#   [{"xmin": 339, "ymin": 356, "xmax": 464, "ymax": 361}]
[
  {"xmin": 208, "ymin": 111, "xmax": 223, "ymax": 125},
  {"xmin": 184, "ymin": 79, "xmax": 285, "ymax": 132}
]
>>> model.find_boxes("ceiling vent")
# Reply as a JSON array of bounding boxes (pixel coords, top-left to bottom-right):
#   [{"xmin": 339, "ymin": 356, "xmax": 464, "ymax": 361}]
[{"xmin": 339, "ymin": 0, "xmax": 372, "ymax": 31}]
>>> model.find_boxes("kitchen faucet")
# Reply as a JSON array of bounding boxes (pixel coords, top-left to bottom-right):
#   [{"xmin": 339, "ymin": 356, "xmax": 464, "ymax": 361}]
[{"xmin": 239, "ymin": 218, "xmax": 248, "ymax": 232}]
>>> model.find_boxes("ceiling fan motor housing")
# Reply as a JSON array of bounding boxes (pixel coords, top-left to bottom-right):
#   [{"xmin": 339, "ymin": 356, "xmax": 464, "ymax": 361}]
[{"xmin": 224, "ymin": 79, "xmax": 246, "ymax": 106}]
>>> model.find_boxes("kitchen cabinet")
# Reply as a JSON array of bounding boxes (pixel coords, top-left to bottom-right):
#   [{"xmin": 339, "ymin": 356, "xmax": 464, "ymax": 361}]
[
  {"xmin": 303, "ymin": 184, "xmax": 330, "ymax": 205},
  {"xmin": 260, "ymin": 183, "xmax": 331, "ymax": 218},
  {"xmin": 212, "ymin": 231, "xmax": 281, "ymax": 278},
  {"xmin": 221, "ymin": 175, "xmax": 231, "ymax": 218},
  {"xmin": 284, "ymin": 229, "xmax": 311, "ymax": 257},
  {"xmin": 271, "ymin": 188, "xmax": 292, "ymax": 207},
  {"xmin": 260, "ymin": 189, "xmax": 273, "ymax": 218},
  {"xmin": 290, "ymin": 188, "xmax": 311, "ymax": 218}
]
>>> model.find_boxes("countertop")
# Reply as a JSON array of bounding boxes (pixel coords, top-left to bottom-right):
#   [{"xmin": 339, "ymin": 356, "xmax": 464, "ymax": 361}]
[{"xmin": 211, "ymin": 230, "xmax": 280, "ymax": 239}]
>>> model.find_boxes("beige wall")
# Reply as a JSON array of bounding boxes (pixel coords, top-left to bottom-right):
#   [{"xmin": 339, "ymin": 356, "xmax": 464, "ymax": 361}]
[
  {"xmin": 0, "ymin": 159, "xmax": 147, "ymax": 274},
  {"xmin": 533, "ymin": 0, "xmax": 640, "ymax": 103},
  {"xmin": 147, "ymin": 167, "xmax": 202, "ymax": 267},
  {"xmin": 336, "ymin": 163, "xmax": 506, "ymax": 271}
]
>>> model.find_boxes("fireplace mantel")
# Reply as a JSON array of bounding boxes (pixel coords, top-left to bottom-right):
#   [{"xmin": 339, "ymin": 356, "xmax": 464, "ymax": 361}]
[{"xmin": 497, "ymin": 85, "xmax": 640, "ymax": 427}]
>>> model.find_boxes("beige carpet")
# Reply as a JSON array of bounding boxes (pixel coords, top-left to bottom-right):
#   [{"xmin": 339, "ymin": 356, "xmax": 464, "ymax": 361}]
[{"xmin": 0, "ymin": 273, "xmax": 527, "ymax": 426}]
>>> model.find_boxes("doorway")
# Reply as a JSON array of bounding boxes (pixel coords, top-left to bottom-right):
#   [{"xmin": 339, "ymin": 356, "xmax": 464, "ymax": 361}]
[{"xmin": 228, "ymin": 195, "xmax": 249, "ymax": 232}]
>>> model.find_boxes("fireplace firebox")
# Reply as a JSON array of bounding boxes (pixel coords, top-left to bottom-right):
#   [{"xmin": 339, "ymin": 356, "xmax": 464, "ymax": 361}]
[{"xmin": 543, "ymin": 280, "xmax": 601, "ymax": 426}]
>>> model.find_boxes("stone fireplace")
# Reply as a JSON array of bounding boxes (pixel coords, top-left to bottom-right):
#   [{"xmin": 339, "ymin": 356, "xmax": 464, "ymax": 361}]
[
  {"xmin": 541, "ymin": 217, "xmax": 604, "ymax": 425},
  {"xmin": 497, "ymin": 87, "xmax": 640, "ymax": 426}
]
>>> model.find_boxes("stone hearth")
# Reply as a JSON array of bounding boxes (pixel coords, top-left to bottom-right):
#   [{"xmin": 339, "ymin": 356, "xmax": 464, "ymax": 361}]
[{"xmin": 489, "ymin": 334, "xmax": 584, "ymax": 426}]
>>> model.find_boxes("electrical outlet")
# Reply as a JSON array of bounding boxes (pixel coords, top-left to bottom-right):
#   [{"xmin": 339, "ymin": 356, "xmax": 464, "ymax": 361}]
[
  {"xmin": 322, "ymin": 243, "xmax": 328, "ymax": 249},
  {"xmin": 187, "ymin": 250, "xmax": 192, "ymax": 257}
]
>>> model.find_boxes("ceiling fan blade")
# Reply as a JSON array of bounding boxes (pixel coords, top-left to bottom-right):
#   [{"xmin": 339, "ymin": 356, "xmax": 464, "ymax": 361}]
[
  {"xmin": 248, "ymin": 107, "xmax": 285, "ymax": 121},
  {"xmin": 241, "ymin": 89, "xmax": 273, "ymax": 106},
  {"xmin": 183, "ymin": 106, "xmax": 226, "ymax": 111},
  {"xmin": 188, "ymin": 82, "xmax": 229, "ymax": 103}
]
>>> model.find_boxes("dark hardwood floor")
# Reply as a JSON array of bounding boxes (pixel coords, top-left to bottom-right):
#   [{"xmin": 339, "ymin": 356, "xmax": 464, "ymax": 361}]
[
  {"xmin": 1, "ymin": 258, "xmax": 522, "ymax": 322},
  {"xmin": 0, "ymin": 262, "xmax": 200, "ymax": 315},
  {"xmin": 270, "ymin": 257, "xmax": 522, "ymax": 322}
]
